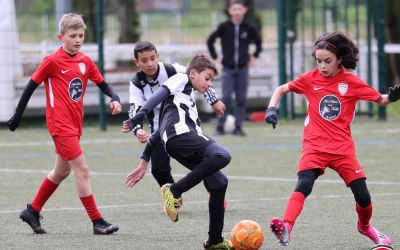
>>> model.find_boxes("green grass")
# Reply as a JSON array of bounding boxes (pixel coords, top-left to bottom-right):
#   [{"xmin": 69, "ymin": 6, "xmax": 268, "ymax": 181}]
[{"xmin": 0, "ymin": 119, "xmax": 399, "ymax": 249}]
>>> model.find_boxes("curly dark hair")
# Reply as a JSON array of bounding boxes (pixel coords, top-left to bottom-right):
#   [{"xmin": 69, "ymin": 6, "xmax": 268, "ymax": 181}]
[{"xmin": 311, "ymin": 31, "xmax": 359, "ymax": 70}]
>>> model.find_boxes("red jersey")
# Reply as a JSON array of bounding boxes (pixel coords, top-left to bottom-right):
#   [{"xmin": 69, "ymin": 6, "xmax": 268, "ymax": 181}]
[
  {"xmin": 288, "ymin": 67, "xmax": 381, "ymax": 155},
  {"xmin": 32, "ymin": 48, "xmax": 104, "ymax": 136}
]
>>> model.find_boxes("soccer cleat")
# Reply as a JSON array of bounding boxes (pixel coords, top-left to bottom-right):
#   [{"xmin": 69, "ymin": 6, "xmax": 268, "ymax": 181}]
[
  {"xmin": 232, "ymin": 126, "xmax": 246, "ymax": 136},
  {"xmin": 93, "ymin": 218, "xmax": 119, "ymax": 234},
  {"xmin": 161, "ymin": 183, "xmax": 180, "ymax": 222},
  {"xmin": 203, "ymin": 238, "xmax": 234, "ymax": 250},
  {"xmin": 270, "ymin": 217, "xmax": 290, "ymax": 246},
  {"xmin": 214, "ymin": 126, "xmax": 225, "ymax": 136},
  {"xmin": 177, "ymin": 196, "xmax": 183, "ymax": 209},
  {"xmin": 357, "ymin": 222, "xmax": 392, "ymax": 246},
  {"xmin": 19, "ymin": 204, "xmax": 47, "ymax": 234}
]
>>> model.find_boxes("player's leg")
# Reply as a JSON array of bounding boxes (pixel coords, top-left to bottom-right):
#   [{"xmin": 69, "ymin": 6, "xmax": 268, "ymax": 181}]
[
  {"xmin": 19, "ymin": 140, "xmax": 71, "ymax": 234},
  {"xmin": 150, "ymin": 137, "xmax": 174, "ymax": 187},
  {"xmin": 168, "ymin": 140, "xmax": 231, "ymax": 197},
  {"xmin": 232, "ymin": 66, "xmax": 249, "ymax": 136},
  {"xmin": 202, "ymin": 171, "xmax": 233, "ymax": 249},
  {"xmin": 349, "ymin": 178, "xmax": 392, "ymax": 246},
  {"xmin": 68, "ymin": 154, "xmax": 118, "ymax": 234},
  {"xmin": 161, "ymin": 134, "xmax": 230, "ymax": 222},
  {"xmin": 216, "ymin": 67, "xmax": 235, "ymax": 135},
  {"xmin": 270, "ymin": 168, "xmax": 319, "ymax": 246}
]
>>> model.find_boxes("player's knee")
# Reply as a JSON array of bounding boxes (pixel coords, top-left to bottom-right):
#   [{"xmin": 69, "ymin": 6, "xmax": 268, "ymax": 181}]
[
  {"xmin": 205, "ymin": 172, "xmax": 228, "ymax": 190},
  {"xmin": 205, "ymin": 143, "xmax": 231, "ymax": 168},
  {"xmin": 294, "ymin": 176, "xmax": 315, "ymax": 197},
  {"xmin": 59, "ymin": 168, "xmax": 71, "ymax": 180},
  {"xmin": 349, "ymin": 178, "xmax": 371, "ymax": 208},
  {"xmin": 73, "ymin": 164, "xmax": 90, "ymax": 180},
  {"xmin": 355, "ymin": 190, "xmax": 371, "ymax": 207},
  {"xmin": 216, "ymin": 151, "xmax": 231, "ymax": 167}
]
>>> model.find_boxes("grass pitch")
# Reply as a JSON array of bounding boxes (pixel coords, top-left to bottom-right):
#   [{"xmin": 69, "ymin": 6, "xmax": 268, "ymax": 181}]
[{"xmin": 0, "ymin": 118, "xmax": 399, "ymax": 249}]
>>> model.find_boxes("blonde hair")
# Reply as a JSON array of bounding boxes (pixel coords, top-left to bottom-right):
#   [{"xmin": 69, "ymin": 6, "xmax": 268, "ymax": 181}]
[{"xmin": 58, "ymin": 13, "xmax": 87, "ymax": 35}]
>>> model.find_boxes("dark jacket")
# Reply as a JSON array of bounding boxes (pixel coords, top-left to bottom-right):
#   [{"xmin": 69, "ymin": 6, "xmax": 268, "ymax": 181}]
[{"xmin": 207, "ymin": 19, "xmax": 262, "ymax": 68}]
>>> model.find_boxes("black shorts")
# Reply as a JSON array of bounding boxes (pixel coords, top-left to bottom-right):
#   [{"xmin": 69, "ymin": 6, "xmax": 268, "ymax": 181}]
[{"xmin": 165, "ymin": 131, "xmax": 215, "ymax": 170}]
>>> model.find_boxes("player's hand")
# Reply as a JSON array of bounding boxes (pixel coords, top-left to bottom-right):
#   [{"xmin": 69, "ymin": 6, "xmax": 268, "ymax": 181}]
[
  {"xmin": 265, "ymin": 107, "xmax": 278, "ymax": 129},
  {"xmin": 125, "ymin": 159, "xmax": 149, "ymax": 187},
  {"xmin": 7, "ymin": 113, "xmax": 20, "ymax": 132},
  {"xmin": 110, "ymin": 101, "xmax": 122, "ymax": 115},
  {"xmin": 121, "ymin": 111, "xmax": 146, "ymax": 133},
  {"xmin": 388, "ymin": 84, "xmax": 400, "ymax": 102},
  {"xmin": 136, "ymin": 129, "xmax": 149, "ymax": 143},
  {"xmin": 211, "ymin": 101, "xmax": 226, "ymax": 117}
]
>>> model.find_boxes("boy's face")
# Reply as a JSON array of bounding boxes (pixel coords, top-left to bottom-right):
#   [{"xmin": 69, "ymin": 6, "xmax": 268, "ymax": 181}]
[
  {"xmin": 135, "ymin": 50, "xmax": 159, "ymax": 80},
  {"xmin": 189, "ymin": 68, "xmax": 216, "ymax": 93},
  {"xmin": 58, "ymin": 28, "xmax": 85, "ymax": 55},
  {"xmin": 228, "ymin": 3, "xmax": 247, "ymax": 23}
]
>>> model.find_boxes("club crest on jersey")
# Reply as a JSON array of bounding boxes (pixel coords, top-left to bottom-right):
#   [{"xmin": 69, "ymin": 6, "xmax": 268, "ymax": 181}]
[
  {"xmin": 69, "ymin": 78, "xmax": 83, "ymax": 102},
  {"xmin": 338, "ymin": 82, "xmax": 348, "ymax": 96},
  {"xmin": 319, "ymin": 95, "xmax": 341, "ymax": 121},
  {"xmin": 78, "ymin": 63, "xmax": 86, "ymax": 75}
]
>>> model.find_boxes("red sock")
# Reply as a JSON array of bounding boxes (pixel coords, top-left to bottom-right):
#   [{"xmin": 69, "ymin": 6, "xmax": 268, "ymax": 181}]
[
  {"xmin": 31, "ymin": 177, "xmax": 59, "ymax": 213},
  {"xmin": 80, "ymin": 194, "xmax": 102, "ymax": 221},
  {"xmin": 283, "ymin": 192, "xmax": 306, "ymax": 228},
  {"xmin": 356, "ymin": 203, "xmax": 372, "ymax": 230}
]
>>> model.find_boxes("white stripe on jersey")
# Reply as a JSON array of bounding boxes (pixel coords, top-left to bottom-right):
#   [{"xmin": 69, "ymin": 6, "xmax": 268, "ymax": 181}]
[
  {"xmin": 49, "ymin": 78, "xmax": 54, "ymax": 108},
  {"xmin": 160, "ymin": 73, "xmax": 203, "ymax": 143}
]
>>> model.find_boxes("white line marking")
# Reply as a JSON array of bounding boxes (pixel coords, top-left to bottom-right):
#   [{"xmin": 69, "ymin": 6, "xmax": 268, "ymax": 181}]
[
  {"xmin": 1, "ymin": 192, "xmax": 399, "ymax": 214},
  {"xmin": 0, "ymin": 168, "xmax": 399, "ymax": 186}
]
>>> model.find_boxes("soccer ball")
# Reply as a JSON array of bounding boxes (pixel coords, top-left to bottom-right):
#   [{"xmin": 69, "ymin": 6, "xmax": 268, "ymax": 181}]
[
  {"xmin": 224, "ymin": 114, "xmax": 235, "ymax": 133},
  {"xmin": 230, "ymin": 220, "xmax": 264, "ymax": 250}
]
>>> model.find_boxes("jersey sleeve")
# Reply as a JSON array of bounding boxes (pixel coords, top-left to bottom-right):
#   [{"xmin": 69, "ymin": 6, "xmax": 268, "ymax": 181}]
[
  {"xmin": 31, "ymin": 56, "xmax": 53, "ymax": 85},
  {"xmin": 172, "ymin": 63, "xmax": 186, "ymax": 74},
  {"xmin": 161, "ymin": 73, "xmax": 189, "ymax": 94},
  {"xmin": 87, "ymin": 58, "xmax": 104, "ymax": 84},
  {"xmin": 203, "ymin": 86, "xmax": 219, "ymax": 105},
  {"xmin": 352, "ymin": 77, "xmax": 381, "ymax": 102},
  {"xmin": 288, "ymin": 73, "xmax": 309, "ymax": 94}
]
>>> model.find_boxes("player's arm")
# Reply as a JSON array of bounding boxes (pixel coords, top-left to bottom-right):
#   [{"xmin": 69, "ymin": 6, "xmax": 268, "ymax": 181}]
[
  {"xmin": 378, "ymin": 84, "xmax": 400, "ymax": 105},
  {"xmin": 204, "ymin": 87, "xmax": 225, "ymax": 116},
  {"xmin": 125, "ymin": 130, "xmax": 160, "ymax": 187},
  {"xmin": 122, "ymin": 86, "xmax": 170, "ymax": 132},
  {"xmin": 97, "ymin": 81, "xmax": 122, "ymax": 115},
  {"xmin": 8, "ymin": 79, "xmax": 39, "ymax": 131},
  {"xmin": 265, "ymin": 83, "xmax": 290, "ymax": 129}
]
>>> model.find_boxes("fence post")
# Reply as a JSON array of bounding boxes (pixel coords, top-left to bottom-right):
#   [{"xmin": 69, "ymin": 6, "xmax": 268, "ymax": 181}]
[
  {"xmin": 96, "ymin": 0, "xmax": 107, "ymax": 130},
  {"xmin": 376, "ymin": 0, "xmax": 386, "ymax": 120},
  {"xmin": 277, "ymin": 0, "xmax": 287, "ymax": 119}
]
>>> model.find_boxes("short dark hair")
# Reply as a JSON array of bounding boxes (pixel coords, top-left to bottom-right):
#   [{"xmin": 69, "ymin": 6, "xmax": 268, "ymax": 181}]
[
  {"xmin": 229, "ymin": 0, "xmax": 246, "ymax": 6},
  {"xmin": 312, "ymin": 31, "xmax": 359, "ymax": 70},
  {"xmin": 186, "ymin": 54, "xmax": 218, "ymax": 76},
  {"xmin": 133, "ymin": 41, "xmax": 157, "ymax": 59}
]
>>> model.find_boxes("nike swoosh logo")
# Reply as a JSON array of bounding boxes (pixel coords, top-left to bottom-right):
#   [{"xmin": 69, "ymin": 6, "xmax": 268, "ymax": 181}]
[
  {"xmin": 355, "ymin": 170, "xmax": 363, "ymax": 174},
  {"xmin": 313, "ymin": 87, "xmax": 324, "ymax": 90},
  {"xmin": 61, "ymin": 69, "xmax": 71, "ymax": 74}
]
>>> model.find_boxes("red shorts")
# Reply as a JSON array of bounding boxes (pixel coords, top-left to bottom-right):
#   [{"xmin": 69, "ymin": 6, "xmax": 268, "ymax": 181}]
[
  {"xmin": 52, "ymin": 135, "xmax": 83, "ymax": 161},
  {"xmin": 298, "ymin": 149, "xmax": 366, "ymax": 186}
]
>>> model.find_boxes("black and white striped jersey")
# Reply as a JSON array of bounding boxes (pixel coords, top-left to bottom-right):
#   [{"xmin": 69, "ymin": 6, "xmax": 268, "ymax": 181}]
[
  {"xmin": 129, "ymin": 62, "xmax": 218, "ymax": 134},
  {"xmin": 159, "ymin": 73, "xmax": 204, "ymax": 143}
]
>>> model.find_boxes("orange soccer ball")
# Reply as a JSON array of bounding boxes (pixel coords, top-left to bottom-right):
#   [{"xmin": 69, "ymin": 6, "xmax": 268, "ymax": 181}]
[{"xmin": 230, "ymin": 220, "xmax": 264, "ymax": 250}]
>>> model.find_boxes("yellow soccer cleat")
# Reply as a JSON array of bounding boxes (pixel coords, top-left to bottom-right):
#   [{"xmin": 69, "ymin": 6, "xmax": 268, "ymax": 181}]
[
  {"xmin": 203, "ymin": 238, "xmax": 234, "ymax": 250},
  {"xmin": 160, "ymin": 183, "xmax": 180, "ymax": 222}
]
